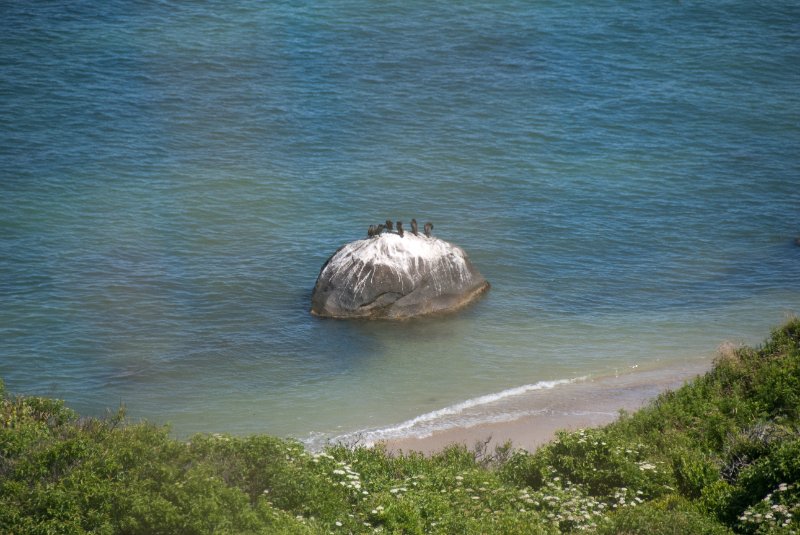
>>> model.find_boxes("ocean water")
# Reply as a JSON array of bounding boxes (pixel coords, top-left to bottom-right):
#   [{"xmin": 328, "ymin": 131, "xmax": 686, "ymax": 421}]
[{"xmin": 2, "ymin": 1, "xmax": 799, "ymax": 446}]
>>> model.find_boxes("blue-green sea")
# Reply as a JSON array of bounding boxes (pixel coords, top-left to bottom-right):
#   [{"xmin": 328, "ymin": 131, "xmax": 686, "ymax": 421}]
[{"xmin": 2, "ymin": 1, "xmax": 799, "ymax": 446}]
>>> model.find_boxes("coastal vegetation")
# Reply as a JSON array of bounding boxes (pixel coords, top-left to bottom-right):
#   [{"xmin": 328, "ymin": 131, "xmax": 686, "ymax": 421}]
[{"xmin": 1, "ymin": 319, "xmax": 798, "ymax": 534}]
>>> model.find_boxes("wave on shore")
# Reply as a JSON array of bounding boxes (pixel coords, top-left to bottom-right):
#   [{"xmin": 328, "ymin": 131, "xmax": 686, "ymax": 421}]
[{"xmin": 303, "ymin": 377, "xmax": 583, "ymax": 451}]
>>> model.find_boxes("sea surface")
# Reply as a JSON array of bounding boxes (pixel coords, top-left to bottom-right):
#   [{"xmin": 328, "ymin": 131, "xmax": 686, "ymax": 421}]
[{"xmin": 2, "ymin": 1, "xmax": 799, "ymax": 447}]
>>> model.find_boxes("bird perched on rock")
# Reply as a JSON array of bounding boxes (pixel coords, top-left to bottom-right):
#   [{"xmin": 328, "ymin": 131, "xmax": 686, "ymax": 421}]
[
  {"xmin": 376, "ymin": 224, "xmax": 385, "ymax": 235},
  {"xmin": 367, "ymin": 225, "xmax": 377, "ymax": 237},
  {"xmin": 396, "ymin": 221, "xmax": 404, "ymax": 237},
  {"xmin": 424, "ymin": 222, "xmax": 433, "ymax": 237},
  {"xmin": 385, "ymin": 219, "xmax": 393, "ymax": 231},
  {"xmin": 410, "ymin": 218, "xmax": 418, "ymax": 235}
]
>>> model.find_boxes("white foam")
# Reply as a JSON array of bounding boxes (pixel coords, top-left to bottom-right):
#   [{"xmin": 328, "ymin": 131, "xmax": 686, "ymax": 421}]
[{"xmin": 304, "ymin": 377, "xmax": 585, "ymax": 450}]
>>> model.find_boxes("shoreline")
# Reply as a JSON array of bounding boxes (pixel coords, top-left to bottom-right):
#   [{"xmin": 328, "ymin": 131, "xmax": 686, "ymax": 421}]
[{"xmin": 379, "ymin": 357, "xmax": 713, "ymax": 455}]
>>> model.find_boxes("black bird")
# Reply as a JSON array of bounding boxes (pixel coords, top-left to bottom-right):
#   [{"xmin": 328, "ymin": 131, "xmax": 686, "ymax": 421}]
[
  {"xmin": 424, "ymin": 222, "xmax": 433, "ymax": 237},
  {"xmin": 396, "ymin": 221, "xmax": 404, "ymax": 237},
  {"xmin": 367, "ymin": 225, "xmax": 377, "ymax": 237},
  {"xmin": 376, "ymin": 224, "xmax": 385, "ymax": 235},
  {"xmin": 385, "ymin": 219, "xmax": 393, "ymax": 231},
  {"xmin": 410, "ymin": 218, "xmax": 418, "ymax": 235}
]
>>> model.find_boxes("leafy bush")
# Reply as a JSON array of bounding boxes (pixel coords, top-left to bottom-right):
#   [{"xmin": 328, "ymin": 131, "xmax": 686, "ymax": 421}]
[{"xmin": 596, "ymin": 495, "xmax": 733, "ymax": 534}]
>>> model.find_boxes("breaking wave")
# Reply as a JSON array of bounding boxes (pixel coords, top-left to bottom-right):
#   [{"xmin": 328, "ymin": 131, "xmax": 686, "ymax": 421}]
[{"xmin": 304, "ymin": 377, "xmax": 585, "ymax": 450}]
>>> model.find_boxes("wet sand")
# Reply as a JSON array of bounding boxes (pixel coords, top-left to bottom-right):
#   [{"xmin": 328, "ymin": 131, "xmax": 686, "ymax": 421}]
[{"xmin": 381, "ymin": 359, "xmax": 712, "ymax": 455}]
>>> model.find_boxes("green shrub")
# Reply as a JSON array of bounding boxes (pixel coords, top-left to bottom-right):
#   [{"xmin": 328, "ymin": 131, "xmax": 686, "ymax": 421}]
[
  {"xmin": 672, "ymin": 448, "xmax": 720, "ymax": 499},
  {"xmin": 501, "ymin": 426, "xmax": 675, "ymax": 501},
  {"xmin": 724, "ymin": 437, "xmax": 800, "ymax": 527},
  {"xmin": 721, "ymin": 421, "xmax": 794, "ymax": 484},
  {"xmin": 597, "ymin": 494, "xmax": 733, "ymax": 534}
]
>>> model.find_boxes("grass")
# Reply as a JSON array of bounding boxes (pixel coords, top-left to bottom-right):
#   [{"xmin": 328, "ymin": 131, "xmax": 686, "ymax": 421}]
[{"xmin": 1, "ymin": 319, "xmax": 798, "ymax": 533}]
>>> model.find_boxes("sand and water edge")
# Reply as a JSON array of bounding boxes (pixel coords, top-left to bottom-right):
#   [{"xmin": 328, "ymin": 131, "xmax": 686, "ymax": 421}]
[{"xmin": 377, "ymin": 357, "xmax": 713, "ymax": 456}]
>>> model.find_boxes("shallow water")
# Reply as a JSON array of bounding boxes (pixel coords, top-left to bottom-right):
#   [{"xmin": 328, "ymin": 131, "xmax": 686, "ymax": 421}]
[{"xmin": 2, "ymin": 1, "xmax": 799, "ymax": 444}]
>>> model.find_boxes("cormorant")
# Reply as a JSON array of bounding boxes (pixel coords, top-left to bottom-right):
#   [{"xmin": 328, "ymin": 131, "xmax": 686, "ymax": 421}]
[
  {"xmin": 385, "ymin": 219, "xmax": 393, "ymax": 231},
  {"xmin": 397, "ymin": 221, "xmax": 404, "ymax": 237},
  {"xmin": 424, "ymin": 222, "xmax": 433, "ymax": 237},
  {"xmin": 411, "ymin": 218, "xmax": 418, "ymax": 235}
]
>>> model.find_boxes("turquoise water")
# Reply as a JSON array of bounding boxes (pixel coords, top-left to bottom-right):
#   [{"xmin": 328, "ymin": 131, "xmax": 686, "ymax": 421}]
[{"xmin": 2, "ymin": 2, "xmax": 799, "ymax": 444}]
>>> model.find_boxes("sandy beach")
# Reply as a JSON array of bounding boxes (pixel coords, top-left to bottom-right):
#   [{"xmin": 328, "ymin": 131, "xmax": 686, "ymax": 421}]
[{"xmin": 382, "ymin": 358, "xmax": 712, "ymax": 455}]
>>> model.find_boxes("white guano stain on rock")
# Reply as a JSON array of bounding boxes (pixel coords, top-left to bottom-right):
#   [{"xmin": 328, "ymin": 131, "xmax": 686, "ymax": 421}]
[
  {"xmin": 324, "ymin": 234, "xmax": 469, "ymax": 294},
  {"xmin": 311, "ymin": 232, "xmax": 489, "ymax": 319}
]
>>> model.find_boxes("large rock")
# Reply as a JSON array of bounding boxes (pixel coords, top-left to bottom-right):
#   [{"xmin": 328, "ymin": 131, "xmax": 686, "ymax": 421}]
[{"xmin": 311, "ymin": 233, "xmax": 490, "ymax": 319}]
